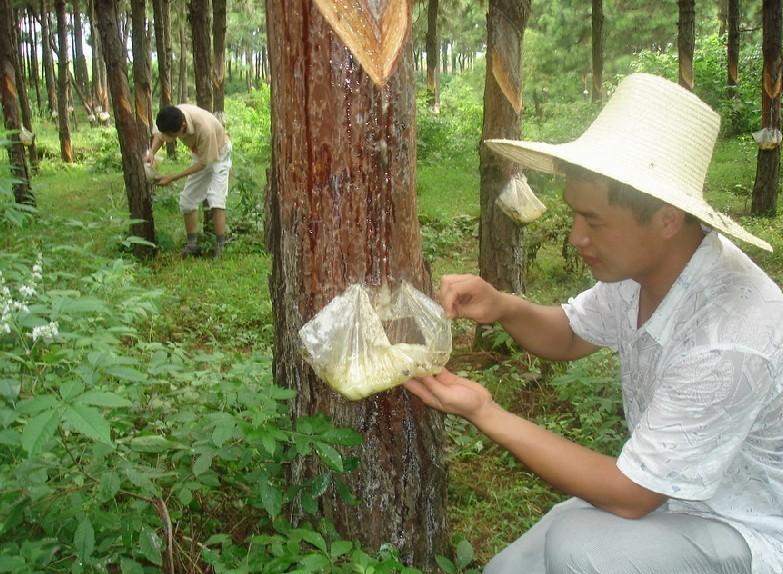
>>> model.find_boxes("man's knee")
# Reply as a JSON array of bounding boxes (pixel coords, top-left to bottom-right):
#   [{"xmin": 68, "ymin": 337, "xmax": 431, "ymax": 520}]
[{"xmin": 544, "ymin": 508, "xmax": 612, "ymax": 574}]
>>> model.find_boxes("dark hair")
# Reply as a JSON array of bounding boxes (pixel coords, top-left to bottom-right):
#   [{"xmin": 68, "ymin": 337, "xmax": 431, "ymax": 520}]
[
  {"xmin": 557, "ymin": 160, "xmax": 695, "ymax": 225},
  {"xmin": 156, "ymin": 106, "xmax": 185, "ymax": 134}
]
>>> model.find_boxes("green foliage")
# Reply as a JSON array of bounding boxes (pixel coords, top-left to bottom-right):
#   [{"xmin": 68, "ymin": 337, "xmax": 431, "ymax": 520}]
[{"xmin": 419, "ymin": 213, "xmax": 477, "ymax": 264}]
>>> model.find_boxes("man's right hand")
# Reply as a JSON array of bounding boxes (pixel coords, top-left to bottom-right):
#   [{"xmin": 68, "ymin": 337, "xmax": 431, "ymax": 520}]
[{"xmin": 438, "ymin": 274, "xmax": 504, "ymax": 323}]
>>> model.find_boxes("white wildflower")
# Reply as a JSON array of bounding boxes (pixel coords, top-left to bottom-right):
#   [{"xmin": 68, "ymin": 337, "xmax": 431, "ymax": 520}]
[
  {"xmin": 12, "ymin": 301, "xmax": 28, "ymax": 313},
  {"xmin": 18, "ymin": 284, "xmax": 36, "ymax": 298},
  {"xmin": 29, "ymin": 321, "xmax": 59, "ymax": 344}
]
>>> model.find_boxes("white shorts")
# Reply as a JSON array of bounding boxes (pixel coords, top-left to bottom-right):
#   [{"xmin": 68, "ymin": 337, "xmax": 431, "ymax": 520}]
[{"xmin": 179, "ymin": 141, "xmax": 232, "ymax": 213}]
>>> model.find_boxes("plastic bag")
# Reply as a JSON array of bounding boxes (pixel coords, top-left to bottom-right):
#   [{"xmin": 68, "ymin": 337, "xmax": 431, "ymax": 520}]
[
  {"xmin": 496, "ymin": 173, "xmax": 546, "ymax": 224},
  {"xmin": 752, "ymin": 127, "xmax": 782, "ymax": 150},
  {"xmin": 19, "ymin": 128, "xmax": 34, "ymax": 146},
  {"xmin": 299, "ymin": 281, "xmax": 452, "ymax": 400}
]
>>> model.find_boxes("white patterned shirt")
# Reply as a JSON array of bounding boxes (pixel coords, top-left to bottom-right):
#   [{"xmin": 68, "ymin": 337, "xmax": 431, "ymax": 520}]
[{"xmin": 562, "ymin": 232, "xmax": 783, "ymax": 574}]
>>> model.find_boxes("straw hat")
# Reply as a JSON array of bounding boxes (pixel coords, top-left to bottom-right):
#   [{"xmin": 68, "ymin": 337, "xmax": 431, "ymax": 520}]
[{"xmin": 485, "ymin": 73, "xmax": 772, "ymax": 252}]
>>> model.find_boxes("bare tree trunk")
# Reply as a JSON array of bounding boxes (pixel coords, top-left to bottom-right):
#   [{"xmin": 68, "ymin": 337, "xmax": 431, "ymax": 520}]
[
  {"xmin": 212, "ymin": 0, "xmax": 226, "ymax": 120},
  {"xmin": 152, "ymin": 0, "xmax": 176, "ymax": 155},
  {"xmin": 27, "ymin": 7, "xmax": 43, "ymax": 113},
  {"xmin": 72, "ymin": 0, "xmax": 91, "ymax": 105},
  {"xmin": 54, "ymin": 0, "xmax": 73, "ymax": 162},
  {"xmin": 89, "ymin": 0, "xmax": 109, "ymax": 115},
  {"xmin": 678, "ymin": 0, "xmax": 695, "ymax": 90},
  {"xmin": 478, "ymin": 0, "xmax": 530, "ymax": 327},
  {"xmin": 752, "ymin": 0, "xmax": 781, "ymax": 215},
  {"xmin": 178, "ymin": 13, "xmax": 188, "ymax": 102},
  {"xmin": 0, "ymin": 0, "xmax": 34, "ymax": 205},
  {"xmin": 189, "ymin": 0, "xmax": 212, "ymax": 111},
  {"xmin": 39, "ymin": 0, "xmax": 57, "ymax": 115},
  {"xmin": 727, "ymin": 0, "xmax": 740, "ymax": 96},
  {"xmin": 12, "ymin": 6, "xmax": 39, "ymax": 170},
  {"xmin": 265, "ymin": 1, "xmax": 448, "ymax": 570},
  {"xmin": 96, "ymin": 0, "xmax": 157, "ymax": 256},
  {"xmin": 131, "ymin": 0, "xmax": 152, "ymax": 141},
  {"xmin": 425, "ymin": 0, "xmax": 439, "ymax": 112},
  {"xmin": 591, "ymin": 0, "xmax": 603, "ymax": 103}
]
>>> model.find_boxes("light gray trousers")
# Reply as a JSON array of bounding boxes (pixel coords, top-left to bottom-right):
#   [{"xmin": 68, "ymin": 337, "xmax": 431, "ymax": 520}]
[{"xmin": 483, "ymin": 498, "xmax": 752, "ymax": 574}]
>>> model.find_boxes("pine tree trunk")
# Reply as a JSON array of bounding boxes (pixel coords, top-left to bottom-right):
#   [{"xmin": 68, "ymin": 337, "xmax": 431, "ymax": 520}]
[
  {"xmin": 752, "ymin": 0, "xmax": 781, "ymax": 215},
  {"xmin": 678, "ymin": 0, "xmax": 695, "ymax": 90},
  {"xmin": 189, "ymin": 0, "xmax": 212, "ymax": 111},
  {"xmin": 212, "ymin": 0, "xmax": 226, "ymax": 119},
  {"xmin": 96, "ymin": 0, "xmax": 156, "ymax": 256},
  {"xmin": 152, "ymin": 0, "xmax": 176, "ymax": 156},
  {"xmin": 0, "ymin": 0, "xmax": 34, "ymax": 205},
  {"xmin": 178, "ymin": 14, "xmax": 188, "ymax": 102},
  {"xmin": 89, "ymin": 0, "xmax": 109, "ymax": 116},
  {"xmin": 727, "ymin": 0, "xmax": 740, "ymax": 95},
  {"xmin": 265, "ymin": 1, "xmax": 448, "ymax": 569},
  {"xmin": 28, "ymin": 7, "xmax": 43, "ymax": 113},
  {"xmin": 12, "ymin": 7, "xmax": 39, "ymax": 170},
  {"xmin": 131, "ymin": 0, "xmax": 152, "ymax": 141},
  {"xmin": 478, "ymin": 0, "xmax": 530, "ymax": 324},
  {"xmin": 40, "ymin": 0, "xmax": 57, "ymax": 115},
  {"xmin": 72, "ymin": 0, "xmax": 91, "ymax": 105},
  {"xmin": 591, "ymin": 0, "xmax": 603, "ymax": 103},
  {"xmin": 425, "ymin": 0, "xmax": 439, "ymax": 112},
  {"xmin": 54, "ymin": 0, "xmax": 73, "ymax": 162}
]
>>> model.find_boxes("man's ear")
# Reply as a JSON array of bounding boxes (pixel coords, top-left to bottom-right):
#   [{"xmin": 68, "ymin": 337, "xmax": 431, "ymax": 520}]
[{"xmin": 655, "ymin": 204, "xmax": 687, "ymax": 240}]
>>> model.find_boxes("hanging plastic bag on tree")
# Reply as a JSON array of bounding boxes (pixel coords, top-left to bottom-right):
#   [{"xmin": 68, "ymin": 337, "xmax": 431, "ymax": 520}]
[
  {"xmin": 496, "ymin": 173, "xmax": 546, "ymax": 224},
  {"xmin": 299, "ymin": 281, "xmax": 452, "ymax": 401}
]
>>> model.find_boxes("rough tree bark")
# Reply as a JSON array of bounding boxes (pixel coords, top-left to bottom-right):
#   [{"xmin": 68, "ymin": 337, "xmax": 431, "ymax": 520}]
[
  {"xmin": 478, "ymin": 0, "xmax": 531, "ymax": 321},
  {"xmin": 54, "ymin": 0, "xmax": 73, "ymax": 162},
  {"xmin": 189, "ymin": 0, "xmax": 212, "ymax": 111},
  {"xmin": 11, "ymin": 6, "xmax": 39, "ymax": 170},
  {"xmin": 425, "ymin": 0, "xmax": 439, "ymax": 112},
  {"xmin": 591, "ymin": 0, "xmax": 603, "ymax": 103},
  {"xmin": 212, "ymin": 0, "xmax": 226, "ymax": 121},
  {"xmin": 131, "ymin": 0, "xmax": 152, "ymax": 141},
  {"xmin": 152, "ymin": 0, "xmax": 176, "ymax": 156},
  {"xmin": 752, "ymin": 0, "xmax": 781, "ymax": 215},
  {"xmin": 39, "ymin": 0, "xmax": 57, "ymax": 115},
  {"xmin": 72, "ymin": 0, "xmax": 91, "ymax": 105},
  {"xmin": 727, "ymin": 0, "xmax": 740, "ymax": 96},
  {"xmin": 678, "ymin": 0, "xmax": 695, "ymax": 90},
  {"xmin": 178, "ymin": 12, "xmax": 188, "ymax": 103},
  {"xmin": 0, "ymin": 0, "xmax": 34, "ymax": 205},
  {"xmin": 27, "ymin": 7, "xmax": 42, "ymax": 113},
  {"xmin": 89, "ymin": 0, "xmax": 109, "ymax": 115},
  {"xmin": 96, "ymin": 0, "xmax": 156, "ymax": 256},
  {"xmin": 265, "ymin": 0, "xmax": 448, "ymax": 570}
]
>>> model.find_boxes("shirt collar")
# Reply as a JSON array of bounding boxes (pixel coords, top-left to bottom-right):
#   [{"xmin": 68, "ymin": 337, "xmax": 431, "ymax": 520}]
[{"xmin": 641, "ymin": 230, "xmax": 722, "ymax": 344}]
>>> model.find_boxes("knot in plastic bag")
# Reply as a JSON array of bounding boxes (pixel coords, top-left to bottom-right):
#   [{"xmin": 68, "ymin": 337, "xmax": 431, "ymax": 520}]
[{"xmin": 299, "ymin": 281, "xmax": 452, "ymax": 401}]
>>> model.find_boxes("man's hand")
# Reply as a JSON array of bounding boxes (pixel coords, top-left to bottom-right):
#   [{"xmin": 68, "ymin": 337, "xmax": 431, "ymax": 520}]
[
  {"xmin": 438, "ymin": 274, "xmax": 504, "ymax": 323},
  {"xmin": 404, "ymin": 369, "xmax": 493, "ymax": 419},
  {"xmin": 155, "ymin": 174, "xmax": 175, "ymax": 186},
  {"xmin": 143, "ymin": 149, "xmax": 155, "ymax": 165}
]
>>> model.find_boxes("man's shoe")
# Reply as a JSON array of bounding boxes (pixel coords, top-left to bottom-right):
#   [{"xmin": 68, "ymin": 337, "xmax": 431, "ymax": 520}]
[
  {"xmin": 212, "ymin": 244, "xmax": 224, "ymax": 259},
  {"xmin": 181, "ymin": 243, "xmax": 201, "ymax": 257}
]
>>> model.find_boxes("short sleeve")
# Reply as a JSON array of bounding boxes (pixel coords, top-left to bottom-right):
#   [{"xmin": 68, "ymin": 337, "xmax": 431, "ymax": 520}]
[
  {"xmin": 617, "ymin": 347, "xmax": 773, "ymax": 500},
  {"xmin": 561, "ymin": 282, "xmax": 623, "ymax": 350}
]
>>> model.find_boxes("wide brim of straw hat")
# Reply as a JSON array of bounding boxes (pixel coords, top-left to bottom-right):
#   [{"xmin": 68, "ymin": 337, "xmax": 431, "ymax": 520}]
[{"xmin": 485, "ymin": 73, "xmax": 772, "ymax": 252}]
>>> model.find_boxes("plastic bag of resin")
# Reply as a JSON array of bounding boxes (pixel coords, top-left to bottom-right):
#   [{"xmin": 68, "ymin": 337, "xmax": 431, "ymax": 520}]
[
  {"xmin": 299, "ymin": 281, "xmax": 452, "ymax": 401},
  {"xmin": 496, "ymin": 173, "xmax": 546, "ymax": 224}
]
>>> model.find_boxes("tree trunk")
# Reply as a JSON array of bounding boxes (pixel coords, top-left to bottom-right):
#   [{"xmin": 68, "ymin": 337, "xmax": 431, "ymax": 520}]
[
  {"xmin": 12, "ymin": 6, "xmax": 39, "ymax": 170},
  {"xmin": 265, "ymin": 1, "xmax": 448, "ymax": 570},
  {"xmin": 28, "ymin": 7, "xmax": 42, "ymax": 113},
  {"xmin": 96, "ymin": 0, "xmax": 156, "ymax": 256},
  {"xmin": 212, "ymin": 0, "xmax": 226, "ymax": 120},
  {"xmin": 152, "ymin": 0, "xmax": 176, "ymax": 156},
  {"xmin": 727, "ymin": 0, "xmax": 740, "ymax": 96},
  {"xmin": 131, "ymin": 0, "xmax": 152, "ymax": 141},
  {"xmin": 54, "ymin": 0, "xmax": 73, "ymax": 162},
  {"xmin": 678, "ymin": 0, "xmax": 695, "ymax": 90},
  {"xmin": 178, "ymin": 13, "xmax": 188, "ymax": 102},
  {"xmin": 72, "ymin": 0, "xmax": 91, "ymax": 105},
  {"xmin": 189, "ymin": 0, "xmax": 212, "ymax": 111},
  {"xmin": 425, "ymin": 0, "xmax": 439, "ymax": 113},
  {"xmin": 89, "ymin": 0, "xmax": 109, "ymax": 115},
  {"xmin": 752, "ymin": 0, "xmax": 781, "ymax": 215},
  {"xmin": 478, "ymin": 0, "xmax": 530, "ymax": 326},
  {"xmin": 39, "ymin": 1, "xmax": 58, "ymax": 115},
  {"xmin": 0, "ymin": 0, "xmax": 34, "ymax": 205},
  {"xmin": 591, "ymin": 0, "xmax": 603, "ymax": 103}
]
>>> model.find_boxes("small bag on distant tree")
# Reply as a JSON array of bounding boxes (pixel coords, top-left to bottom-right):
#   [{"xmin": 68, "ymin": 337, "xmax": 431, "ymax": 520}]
[{"xmin": 496, "ymin": 173, "xmax": 547, "ymax": 224}]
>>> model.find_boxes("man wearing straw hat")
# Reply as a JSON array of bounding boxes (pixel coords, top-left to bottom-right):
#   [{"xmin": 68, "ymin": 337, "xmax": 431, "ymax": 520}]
[{"xmin": 405, "ymin": 74, "xmax": 782, "ymax": 573}]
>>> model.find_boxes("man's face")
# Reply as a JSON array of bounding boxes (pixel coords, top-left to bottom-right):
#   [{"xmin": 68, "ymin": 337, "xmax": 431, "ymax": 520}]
[{"xmin": 563, "ymin": 177, "xmax": 664, "ymax": 284}]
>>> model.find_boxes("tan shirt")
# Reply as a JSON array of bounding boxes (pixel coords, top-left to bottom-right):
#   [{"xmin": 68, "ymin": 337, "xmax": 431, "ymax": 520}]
[{"xmin": 176, "ymin": 104, "xmax": 229, "ymax": 165}]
